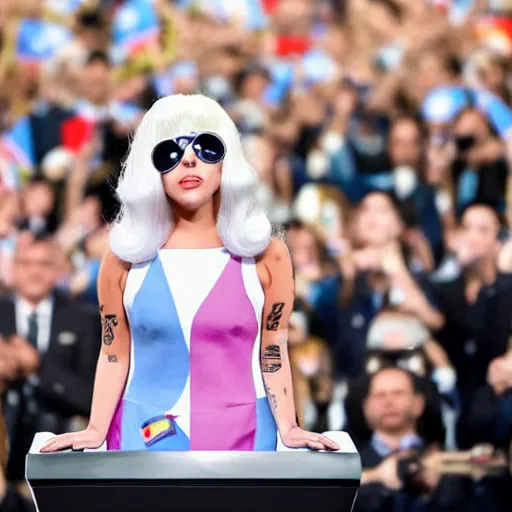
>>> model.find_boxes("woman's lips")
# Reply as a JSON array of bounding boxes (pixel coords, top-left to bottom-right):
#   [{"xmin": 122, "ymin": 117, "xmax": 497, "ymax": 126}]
[{"xmin": 179, "ymin": 176, "xmax": 202, "ymax": 189}]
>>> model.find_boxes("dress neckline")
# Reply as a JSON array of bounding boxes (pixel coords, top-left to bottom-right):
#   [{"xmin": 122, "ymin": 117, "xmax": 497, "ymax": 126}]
[{"xmin": 159, "ymin": 246, "xmax": 225, "ymax": 252}]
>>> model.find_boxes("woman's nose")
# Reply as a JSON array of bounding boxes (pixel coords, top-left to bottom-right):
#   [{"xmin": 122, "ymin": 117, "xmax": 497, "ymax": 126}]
[{"xmin": 181, "ymin": 145, "xmax": 197, "ymax": 167}]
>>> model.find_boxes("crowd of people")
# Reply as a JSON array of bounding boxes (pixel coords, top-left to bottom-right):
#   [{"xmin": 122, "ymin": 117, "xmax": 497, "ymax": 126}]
[{"xmin": 1, "ymin": 0, "xmax": 512, "ymax": 511}]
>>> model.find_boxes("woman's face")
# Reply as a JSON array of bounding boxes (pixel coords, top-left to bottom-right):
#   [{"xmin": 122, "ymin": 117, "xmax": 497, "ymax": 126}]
[
  {"xmin": 356, "ymin": 193, "xmax": 402, "ymax": 247},
  {"xmin": 287, "ymin": 228, "xmax": 320, "ymax": 270},
  {"xmin": 161, "ymin": 141, "xmax": 223, "ymax": 213}
]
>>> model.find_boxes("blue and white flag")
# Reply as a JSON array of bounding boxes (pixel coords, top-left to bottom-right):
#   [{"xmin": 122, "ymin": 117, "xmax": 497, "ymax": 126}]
[
  {"xmin": 16, "ymin": 19, "xmax": 72, "ymax": 63},
  {"xmin": 1, "ymin": 117, "xmax": 35, "ymax": 170},
  {"xmin": 177, "ymin": 0, "xmax": 267, "ymax": 30},
  {"xmin": 112, "ymin": 0, "xmax": 160, "ymax": 58},
  {"xmin": 0, "ymin": 149, "xmax": 21, "ymax": 192},
  {"xmin": 301, "ymin": 50, "xmax": 338, "ymax": 85}
]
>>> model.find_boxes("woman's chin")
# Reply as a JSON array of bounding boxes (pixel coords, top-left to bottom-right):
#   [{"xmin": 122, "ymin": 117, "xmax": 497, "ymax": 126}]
[{"xmin": 172, "ymin": 195, "xmax": 212, "ymax": 213}]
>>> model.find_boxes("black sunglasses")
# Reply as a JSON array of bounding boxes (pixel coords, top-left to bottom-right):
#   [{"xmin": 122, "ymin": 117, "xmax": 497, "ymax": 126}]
[{"xmin": 151, "ymin": 132, "xmax": 226, "ymax": 174}]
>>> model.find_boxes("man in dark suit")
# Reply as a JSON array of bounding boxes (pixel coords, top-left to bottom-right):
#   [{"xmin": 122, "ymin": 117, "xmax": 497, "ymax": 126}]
[
  {"xmin": 0, "ymin": 233, "xmax": 101, "ymax": 482},
  {"xmin": 0, "ymin": 401, "xmax": 35, "ymax": 512}
]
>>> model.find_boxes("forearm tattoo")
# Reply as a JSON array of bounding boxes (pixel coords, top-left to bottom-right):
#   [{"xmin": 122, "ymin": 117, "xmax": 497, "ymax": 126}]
[
  {"xmin": 264, "ymin": 382, "xmax": 278, "ymax": 415},
  {"xmin": 266, "ymin": 302, "xmax": 285, "ymax": 331},
  {"xmin": 262, "ymin": 344, "xmax": 282, "ymax": 373},
  {"xmin": 107, "ymin": 355, "xmax": 118, "ymax": 363},
  {"xmin": 100, "ymin": 305, "xmax": 118, "ymax": 346}
]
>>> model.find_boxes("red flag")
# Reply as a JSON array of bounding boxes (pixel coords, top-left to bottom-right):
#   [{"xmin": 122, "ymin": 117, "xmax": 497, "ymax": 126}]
[{"xmin": 61, "ymin": 116, "xmax": 95, "ymax": 153}]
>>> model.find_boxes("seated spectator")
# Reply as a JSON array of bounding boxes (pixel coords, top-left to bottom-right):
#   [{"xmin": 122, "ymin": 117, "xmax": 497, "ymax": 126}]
[
  {"xmin": 0, "ymin": 233, "xmax": 101, "ymax": 482},
  {"xmin": 344, "ymin": 360, "xmax": 445, "ymax": 450},
  {"xmin": 355, "ymin": 367, "xmax": 464, "ymax": 512}
]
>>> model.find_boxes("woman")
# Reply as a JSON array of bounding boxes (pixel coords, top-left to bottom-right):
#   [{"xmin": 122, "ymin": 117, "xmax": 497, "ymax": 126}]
[
  {"xmin": 40, "ymin": 94, "xmax": 338, "ymax": 453},
  {"xmin": 334, "ymin": 191, "xmax": 443, "ymax": 379},
  {"xmin": 284, "ymin": 219, "xmax": 341, "ymax": 348}
]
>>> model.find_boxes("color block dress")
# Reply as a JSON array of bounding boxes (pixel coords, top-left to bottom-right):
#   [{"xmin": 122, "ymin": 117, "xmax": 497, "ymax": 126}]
[{"xmin": 106, "ymin": 247, "xmax": 277, "ymax": 451}]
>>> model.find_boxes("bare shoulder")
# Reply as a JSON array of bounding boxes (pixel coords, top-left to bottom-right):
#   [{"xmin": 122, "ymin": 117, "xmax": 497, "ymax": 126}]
[
  {"xmin": 256, "ymin": 237, "xmax": 293, "ymax": 289},
  {"xmin": 99, "ymin": 248, "xmax": 131, "ymax": 293},
  {"xmin": 257, "ymin": 237, "xmax": 291, "ymax": 264}
]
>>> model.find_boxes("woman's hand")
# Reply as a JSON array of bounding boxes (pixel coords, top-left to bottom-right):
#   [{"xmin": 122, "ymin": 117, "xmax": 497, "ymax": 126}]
[
  {"xmin": 281, "ymin": 425, "xmax": 339, "ymax": 451},
  {"xmin": 380, "ymin": 243, "xmax": 408, "ymax": 277},
  {"xmin": 9, "ymin": 334, "xmax": 39, "ymax": 378},
  {"xmin": 39, "ymin": 427, "xmax": 104, "ymax": 453}
]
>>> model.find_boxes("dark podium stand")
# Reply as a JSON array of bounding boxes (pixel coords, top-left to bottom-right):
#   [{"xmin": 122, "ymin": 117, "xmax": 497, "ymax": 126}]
[{"xmin": 26, "ymin": 449, "xmax": 361, "ymax": 512}]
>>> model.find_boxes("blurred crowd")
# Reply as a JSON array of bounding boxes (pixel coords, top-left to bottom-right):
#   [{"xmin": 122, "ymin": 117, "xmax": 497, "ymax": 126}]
[{"xmin": 1, "ymin": 0, "xmax": 512, "ymax": 511}]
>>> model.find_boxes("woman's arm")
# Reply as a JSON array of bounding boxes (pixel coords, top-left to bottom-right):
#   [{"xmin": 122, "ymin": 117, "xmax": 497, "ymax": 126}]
[
  {"xmin": 424, "ymin": 339, "xmax": 452, "ymax": 369},
  {"xmin": 258, "ymin": 239, "xmax": 338, "ymax": 451},
  {"xmin": 87, "ymin": 250, "xmax": 131, "ymax": 440},
  {"xmin": 40, "ymin": 249, "xmax": 131, "ymax": 452},
  {"xmin": 258, "ymin": 239, "xmax": 296, "ymax": 434}
]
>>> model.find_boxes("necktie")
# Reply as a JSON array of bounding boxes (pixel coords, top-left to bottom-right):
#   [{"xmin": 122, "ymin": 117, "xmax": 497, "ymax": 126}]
[{"xmin": 27, "ymin": 311, "xmax": 38, "ymax": 348}]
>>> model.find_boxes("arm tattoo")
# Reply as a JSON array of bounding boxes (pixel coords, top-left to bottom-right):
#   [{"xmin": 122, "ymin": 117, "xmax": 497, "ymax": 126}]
[
  {"xmin": 268, "ymin": 392, "xmax": 277, "ymax": 414},
  {"xmin": 100, "ymin": 305, "xmax": 118, "ymax": 346},
  {"xmin": 262, "ymin": 344, "xmax": 282, "ymax": 373},
  {"xmin": 264, "ymin": 382, "xmax": 278, "ymax": 415},
  {"xmin": 107, "ymin": 355, "xmax": 118, "ymax": 363},
  {"xmin": 266, "ymin": 302, "xmax": 285, "ymax": 331}
]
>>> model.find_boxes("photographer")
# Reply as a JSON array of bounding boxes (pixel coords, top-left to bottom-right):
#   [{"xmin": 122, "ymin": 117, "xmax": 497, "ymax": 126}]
[
  {"xmin": 355, "ymin": 367, "xmax": 463, "ymax": 512},
  {"xmin": 451, "ymin": 108, "xmax": 507, "ymax": 215},
  {"xmin": 436, "ymin": 202, "xmax": 512, "ymax": 448}
]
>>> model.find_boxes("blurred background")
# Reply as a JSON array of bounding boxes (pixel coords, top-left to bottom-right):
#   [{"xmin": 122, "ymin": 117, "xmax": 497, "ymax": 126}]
[{"xmin": 1, "ymin": 0, "xmax": 512, "ymax": 511}]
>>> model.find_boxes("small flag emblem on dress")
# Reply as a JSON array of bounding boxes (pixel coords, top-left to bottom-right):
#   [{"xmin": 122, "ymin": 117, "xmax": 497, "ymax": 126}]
[{"xmin": 140, "ymin": 414, "xmax": 177, "ymax": 447}]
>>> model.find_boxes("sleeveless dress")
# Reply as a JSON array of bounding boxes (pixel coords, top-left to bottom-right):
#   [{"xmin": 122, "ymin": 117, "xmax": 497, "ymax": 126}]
[{"xmin": 106, "ymin": 247, "xmax": 278, "ymax": 451}]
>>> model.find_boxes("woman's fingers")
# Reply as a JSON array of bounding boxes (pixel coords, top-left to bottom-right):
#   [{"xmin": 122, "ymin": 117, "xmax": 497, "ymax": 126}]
[
  {"xmin": 320, "ymin": 436, "xmax": 340, "ymax": 451},
  {"xmin": 72, "ymin": 434, "xmax": 93, "ymax": 451},
  {"xmin": 283, "ymin": 430, "xmax": 340, "ymax": 451},
  {"xmin": 40, "ymin": 434, "xmax": 74, "ymax": 453},
  {"xmin": 307, "ymin": 440, "xmax": 325, "ymax": 450},
  {"xmin": 40, "ymin": 431, "xmax": 98, "ymax": 452},
  {"xmin": 305, "ymin": 434, "xmax": 339, "ymax": 451}
]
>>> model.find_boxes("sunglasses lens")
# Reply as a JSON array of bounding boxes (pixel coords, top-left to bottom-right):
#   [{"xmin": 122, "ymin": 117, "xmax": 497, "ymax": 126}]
[
  {"xmin": 193, "ymin": 133, "xmax": 225, "ymax": 163},
  {"xmin": 152, "ymin": 140, "xmax": 183, "ymax": 173}
]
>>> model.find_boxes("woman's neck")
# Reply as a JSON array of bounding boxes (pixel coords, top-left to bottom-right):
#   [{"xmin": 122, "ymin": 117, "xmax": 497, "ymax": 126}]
[{"xmin": 165, "ymin": 200, "xmax": 222, "ymax": 249}]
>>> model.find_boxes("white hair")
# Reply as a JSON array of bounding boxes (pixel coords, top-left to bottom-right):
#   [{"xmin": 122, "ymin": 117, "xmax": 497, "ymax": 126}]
[{"xmin": 109, "ymin": 94, "xmax": 272, "ymax": 264}]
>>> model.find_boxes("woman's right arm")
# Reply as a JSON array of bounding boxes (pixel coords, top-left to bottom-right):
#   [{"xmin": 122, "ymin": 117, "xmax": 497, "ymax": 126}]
[{"xmin": 40, "ymin": 249, "xmax": 131, "ymax": 452}]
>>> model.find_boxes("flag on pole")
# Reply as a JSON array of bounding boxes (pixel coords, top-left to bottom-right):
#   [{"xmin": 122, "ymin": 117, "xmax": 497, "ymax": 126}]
[{"xmin": 16, "ymin": 19, "xmax": 72, "ymax": 64}]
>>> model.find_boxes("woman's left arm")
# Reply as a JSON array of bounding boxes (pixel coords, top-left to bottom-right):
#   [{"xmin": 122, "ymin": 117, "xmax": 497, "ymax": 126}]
[{"xmin": 258, "ymin": 238, "xmax": 339, "ymax": 451}]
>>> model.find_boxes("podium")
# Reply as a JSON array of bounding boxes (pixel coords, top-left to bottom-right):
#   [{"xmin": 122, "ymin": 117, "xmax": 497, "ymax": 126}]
[{"xmin": 26, "ymin": 446, "xmax": 361, "ymax": 512}]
